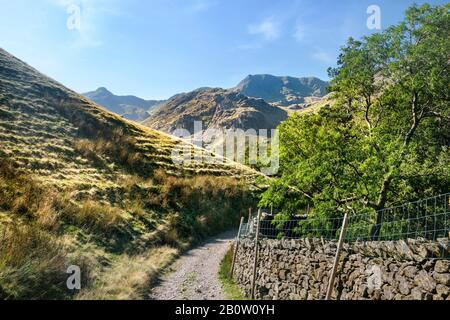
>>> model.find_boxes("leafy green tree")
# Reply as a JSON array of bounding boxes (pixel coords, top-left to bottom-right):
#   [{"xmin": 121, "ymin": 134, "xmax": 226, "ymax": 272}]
[{"xmin": 261, "ymin": 3, "xmax": 450, "ymax": 239}]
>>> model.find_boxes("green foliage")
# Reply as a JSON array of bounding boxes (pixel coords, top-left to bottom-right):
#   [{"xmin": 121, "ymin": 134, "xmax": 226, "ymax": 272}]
[{"xmin": 261, "ymin": 3, "xmax": 450, "ymax": 238}]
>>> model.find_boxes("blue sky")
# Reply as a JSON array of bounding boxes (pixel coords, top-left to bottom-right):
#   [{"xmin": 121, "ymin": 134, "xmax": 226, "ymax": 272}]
[{"xmin": 0, "ymin": 0, "xmax": 447, "ymax": 99}]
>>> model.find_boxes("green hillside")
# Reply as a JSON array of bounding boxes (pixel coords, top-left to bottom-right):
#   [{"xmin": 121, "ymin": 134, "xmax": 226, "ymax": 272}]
[{"xmin": 0, "ymin": 48, "xmax": 261, "ymax": 299}]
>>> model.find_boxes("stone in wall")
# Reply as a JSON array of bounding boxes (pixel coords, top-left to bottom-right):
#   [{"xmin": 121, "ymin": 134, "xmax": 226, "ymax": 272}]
[{"xmin": 233, "ymin": 238, "xmax": 450, "ymax": 300}]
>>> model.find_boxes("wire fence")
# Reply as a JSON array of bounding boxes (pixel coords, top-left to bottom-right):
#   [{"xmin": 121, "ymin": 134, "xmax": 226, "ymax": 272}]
[
  {"xmin": 239, "ymin": 193, "xmax": 450, "ymax": 243},
  {"xmin": 233, "ymin": 193, "xmax": 450, "ymax": 300}
]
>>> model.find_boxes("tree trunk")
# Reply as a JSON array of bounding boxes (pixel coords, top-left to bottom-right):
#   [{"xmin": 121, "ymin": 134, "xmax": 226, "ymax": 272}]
[
  {"xmin": 371, "ymin": 94, "xmax": 421, "ymax": 240},
  {"xmin": 371, "ymin": 210, "xmax": 383, "ymax": 240},
  {"xmin": 371, "ymin": 171, "xmax": 392, "ymax": 240}
]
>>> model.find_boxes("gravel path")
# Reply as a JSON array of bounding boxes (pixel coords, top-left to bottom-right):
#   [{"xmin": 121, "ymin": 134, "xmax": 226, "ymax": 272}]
[{"xmin": 149, "ymin": 230, "xmax": 236, "ymax": 300}]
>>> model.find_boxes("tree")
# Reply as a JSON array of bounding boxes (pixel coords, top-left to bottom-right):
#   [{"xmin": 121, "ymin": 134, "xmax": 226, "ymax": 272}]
[{"xmin": 261, "ymin": 3, "xmax": 450, "ymax": 240}]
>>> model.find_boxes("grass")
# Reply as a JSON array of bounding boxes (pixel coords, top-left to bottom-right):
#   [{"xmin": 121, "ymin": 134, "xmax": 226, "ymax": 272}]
[
  {"xmin": 0, "ymin": 156, "xmax": 256, "ymax": 299},
  {"xmin": 63, "ymin": 201, "xmax": 125, "ymax": 234},
  {"xmin": 218, "ymin": 245, "xmax": 246, "ymax": 300},
  {"xmin": 77, "ymin": 246, "xmax": 178, "ymax": 300},
  {"xmin": 0, "ymin": 48, "xmax": 263, "ymax": 300},
  {"xmin": 0, "ymin": 222, "xmax": 68, "ymax": 299}
]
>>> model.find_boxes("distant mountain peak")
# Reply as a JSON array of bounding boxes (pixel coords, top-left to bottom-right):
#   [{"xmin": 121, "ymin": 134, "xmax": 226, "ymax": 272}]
[
  {"xmin": 82, "ymin": 87, "xmax": 166, "ymax": 122},
  {"xmin": 234, "ymin": 74, "xmax": 329, "ymax": 107},
  {"xmin": 95, "ymin": 87, "xmax": 112, "ymax": 94}
]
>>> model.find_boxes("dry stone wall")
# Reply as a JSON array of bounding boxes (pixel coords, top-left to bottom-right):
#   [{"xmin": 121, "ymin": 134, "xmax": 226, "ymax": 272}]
[{"xmin": 233, "ymin": 238, "xmax": 450, "ymax": 300}]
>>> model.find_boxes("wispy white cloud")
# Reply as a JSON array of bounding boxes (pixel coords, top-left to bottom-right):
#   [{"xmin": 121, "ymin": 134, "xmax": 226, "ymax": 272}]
[
  {"xmin": 248, "ymin": 17, "xmax": 280, "ymax": 41},
  {"xmin": 293, "ymin": 24, "xmax": 305, "ymax": 42},
  {"xmin": 312, "ymin": 50, "xmax": 334, "ymax": 64}
]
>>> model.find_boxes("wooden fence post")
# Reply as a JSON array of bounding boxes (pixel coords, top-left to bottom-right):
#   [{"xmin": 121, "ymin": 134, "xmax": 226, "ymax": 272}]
[
  {"xmin": 230, "ymin": 217, "xmax": 245, "ymax": 278},
  {"xmin": 325, "ymin": 212, "xmax": 349, "ymax": 300},
  {"xmin": 250, "ymin": 209, "xmax": 261, "ymax": 299}
]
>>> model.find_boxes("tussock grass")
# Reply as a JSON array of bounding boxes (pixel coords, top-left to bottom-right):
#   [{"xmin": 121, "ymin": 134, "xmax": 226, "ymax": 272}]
[
  {"xmin": 152, "ymin": 169, "xmax": 254, "ymax": 238},
  {"xmin": 0, "ymin": 158, "xmax": 125, "ymax": 235},
  {"xmin": 0, "ymin": 222, "xmax": 68, "ymax": 299},
  {"xmin": 0, "ymin": 156, "xmax": 257, "ymax": 299},
  {"xmin": 77, "ymin": 246, "xmax": 178, "ymax": 300},
  {"xmin": 65, "ymin": 201, "xmax": 125, "ymax": 234},
  {"xmin": 0, "ymin": 159, "xmax": 60, "ymax": 230}
]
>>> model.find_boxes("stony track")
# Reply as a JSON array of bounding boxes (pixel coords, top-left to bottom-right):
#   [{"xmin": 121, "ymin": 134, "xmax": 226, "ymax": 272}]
[{"xmin": 149, "ymin": 230, "xmax": 236, "ymax": 300}]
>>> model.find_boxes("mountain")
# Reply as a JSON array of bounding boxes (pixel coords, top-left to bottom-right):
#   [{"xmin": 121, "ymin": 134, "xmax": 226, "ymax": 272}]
[
  {"xmin": 234, "ymin": 74, "xmax": 329, "ymax": 108},
  {"xmin": 83, "ymin": 87, "xmax": 165, "ymax": 121},
  {"xmin": 0, "ymin": 48, "xmax": 259, "ymax": 299},
  {"xmin": 143, "ymin": 88, "xmax": 288, "ymax": 134}
]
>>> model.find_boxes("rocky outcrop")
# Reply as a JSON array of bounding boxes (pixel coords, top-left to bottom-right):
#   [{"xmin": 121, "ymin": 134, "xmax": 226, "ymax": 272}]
[
  {"xmin": 143, "ymin": 88, "xmax": 288, "ymax": 134},
  {"xmin": 233, "ymin": 238, "xmax": 450, "ymax": 300}
]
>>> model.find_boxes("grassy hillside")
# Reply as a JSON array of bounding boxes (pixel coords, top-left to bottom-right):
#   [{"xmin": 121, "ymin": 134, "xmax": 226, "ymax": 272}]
[
  {"xmin": 0, "ymin": 48, "xmax": 261, "ymax": 299},
  {"xmin": 294, "ymin": 93, "xmax": 335, "ymax": 116}
]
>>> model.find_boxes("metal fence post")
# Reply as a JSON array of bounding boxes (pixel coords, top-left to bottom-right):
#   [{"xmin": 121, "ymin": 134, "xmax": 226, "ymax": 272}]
[
  {"xmin": 248, "ymin": 208, "xmax": 252, "ymax": 234},
  {"xmin": 230, "ymin": 217, "xmax": 245, "ymax": 278},
  {"xmin": 325, "ymin": 212, "xmax": 349, "ymax": 300},
  {"xmin": 250, "ymin": 209, "xmax": 261, "ymax": 300}
]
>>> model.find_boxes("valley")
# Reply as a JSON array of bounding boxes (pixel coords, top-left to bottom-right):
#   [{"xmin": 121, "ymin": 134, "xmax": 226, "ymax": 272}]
[{"xmin": 0, "ymin": 1, "xmax": 448, "ymax": 303}]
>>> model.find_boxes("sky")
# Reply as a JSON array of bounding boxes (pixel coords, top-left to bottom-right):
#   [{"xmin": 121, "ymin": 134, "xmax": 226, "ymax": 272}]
[{"xmin": 0, "ymin": 0, "xmax": 447, "ymax": 100}]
